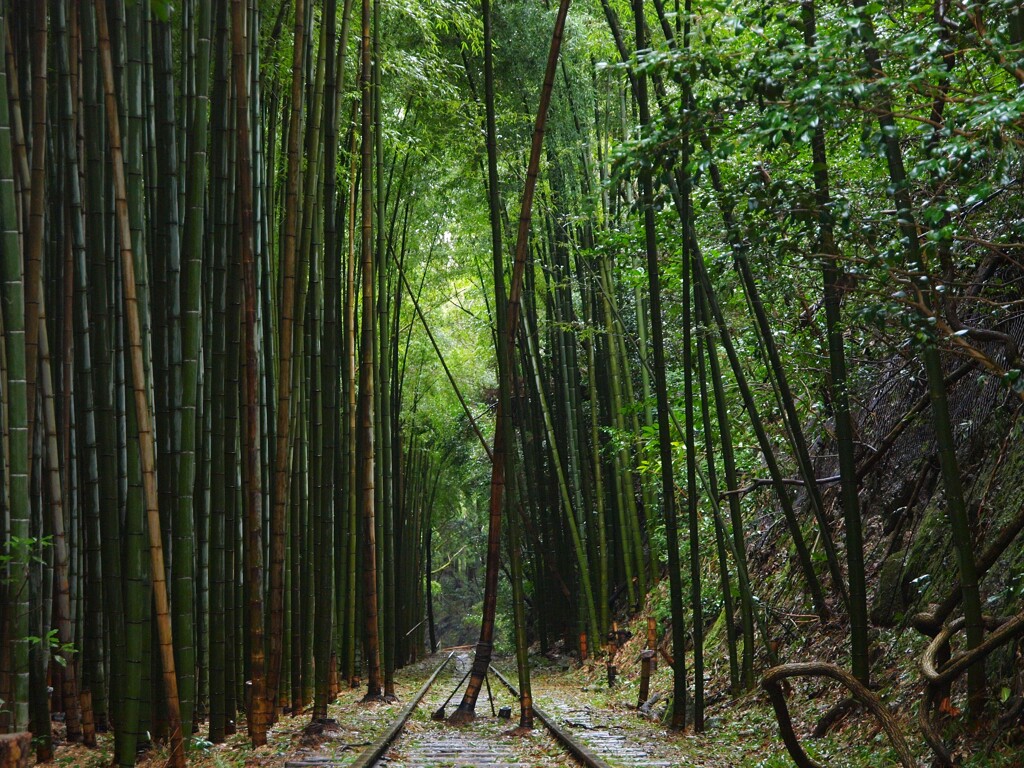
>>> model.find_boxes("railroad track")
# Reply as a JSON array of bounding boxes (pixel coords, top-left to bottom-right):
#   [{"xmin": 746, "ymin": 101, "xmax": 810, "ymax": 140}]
[{"xmin": 284, "ymin": 653, "xmax": 619, "ymax": 768}]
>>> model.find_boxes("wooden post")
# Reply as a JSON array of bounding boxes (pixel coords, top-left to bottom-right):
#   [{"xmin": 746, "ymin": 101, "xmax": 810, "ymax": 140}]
[
  {"xmin": 638, "ymin": 649, "xmax": 655, "ymax": 707},
  {"xmin": 605, "ymin": 624, "xmax": 617, "ymax": 687},
  {"xmin": 578, "ymin": 632, "xmax": 588, "ymax": 663},
  {"xmin": 647, "ymin": 617, "xmax": 657, "ymax": 671},
  {"xmin": 0, "ymin": 733, "xmax": 32, "ymax": 768}
]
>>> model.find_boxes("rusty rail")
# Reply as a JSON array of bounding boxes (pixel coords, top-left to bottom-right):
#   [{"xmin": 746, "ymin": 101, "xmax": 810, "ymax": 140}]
[
  {"xmin": 348, "ymin": 651, "xmax": 455, "ymax": 768},
  {"xmin": 347, "ymin": 654, "xmax": 615, "ymax": 768},
  {"xmin": 488, "ymin": 664, "xmax": 617, "ymax": 768}
]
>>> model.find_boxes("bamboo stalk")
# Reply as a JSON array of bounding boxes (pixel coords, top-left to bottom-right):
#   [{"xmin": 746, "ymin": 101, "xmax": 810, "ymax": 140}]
[{"xmin": 93, "ymin": 1, "xmax": 185, "ymax": 764}]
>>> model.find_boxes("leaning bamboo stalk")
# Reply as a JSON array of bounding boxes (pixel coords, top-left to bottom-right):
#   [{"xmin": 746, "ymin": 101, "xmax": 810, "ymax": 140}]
[
  {"xmin": 695, "ymin": 289, "xmax": 740, "ymax": 694},
  {"xmin": 93, "ymin": 1, "xmax": 185, "ymax": 765},
  {"xmin": 596, "ymin": 256, "xmax": 638, "ymax": 609},
  {"xmin": 450, "ymin": 0, "xmax": 574, "ymax": 723},
  {"xmin": 699, "ymin": 282, "xmax": 758, "ymax": 687},
  {"xmin": 522, "ymin": 312, "xmax": 599, "ymax": 643}
]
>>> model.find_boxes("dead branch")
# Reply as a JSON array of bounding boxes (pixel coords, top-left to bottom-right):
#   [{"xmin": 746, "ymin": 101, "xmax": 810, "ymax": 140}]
[{"xmin": 719, "ymin": 475, "xmax": 840, "ymax": 500}]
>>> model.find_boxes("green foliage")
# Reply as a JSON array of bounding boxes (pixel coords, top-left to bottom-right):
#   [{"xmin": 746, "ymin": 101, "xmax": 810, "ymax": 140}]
[
  {"xmin": 29, "ymin": 628, "xmax": 77, "ymax": 669},
  {"xmin": 0, "ymin": 534, "xmax": 53, "ymax": 571},
  {"xmin": 129, "ymin": 0, "xmax": 174, "ymax": 23}
]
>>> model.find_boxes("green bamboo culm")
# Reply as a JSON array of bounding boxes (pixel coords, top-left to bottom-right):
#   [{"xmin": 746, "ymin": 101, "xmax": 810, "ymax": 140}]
[
  {"xmin": 0, "ymin": 3, "xmax": 31, "ymax": 734},
  {"xmin": 181, "ymin": 0, "xmax": 213, "ymax": 723},
  {"xmin": 630, "ymin": 0, "xmax": 689, "ymax": 730},
  {"xmin": 94, "ymin": 0, "xmax": 187, "ymax": 762},
  {"xmin": 153, "ymin": 12, "xmax": 197, "ymax": 738},
  {"xmin": 798, "ymin": 0, "xmax": 869, "ymax": 686},
  {"xmin": 206, "ymin": 0, "xmax": 232, "ymax": 741},
  {"xmin": 58, "ymin": 0, "xmax": 108, "ymax": 731},
  {"xmin": 269, "ymin": 0, "xmax": 309, "ymax": 716},
  {"xmin": 699, "ymin": 281, "xmax": 758, "ymax": 687}
]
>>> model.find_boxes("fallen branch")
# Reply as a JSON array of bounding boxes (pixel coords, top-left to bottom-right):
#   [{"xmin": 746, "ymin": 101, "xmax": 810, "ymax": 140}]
[
  {"xmin": 760, "ymin": 662, "xmax": 914, "ymax": 768},
  {"xmin": 812, "ymin": 696, "xmax": 858, "ymax": 738}
]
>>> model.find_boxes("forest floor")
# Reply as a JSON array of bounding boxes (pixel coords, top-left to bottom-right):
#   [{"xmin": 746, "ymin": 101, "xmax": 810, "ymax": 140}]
[{"xmin": 50, "ymin": 618, "xmax": 1021, "ymax": 768}]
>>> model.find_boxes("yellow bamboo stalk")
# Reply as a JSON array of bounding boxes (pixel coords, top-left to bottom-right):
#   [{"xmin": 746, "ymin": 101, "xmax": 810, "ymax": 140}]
[{"xmin": 93, "ymin": 2, "xmax": 185, "ymax": 766}]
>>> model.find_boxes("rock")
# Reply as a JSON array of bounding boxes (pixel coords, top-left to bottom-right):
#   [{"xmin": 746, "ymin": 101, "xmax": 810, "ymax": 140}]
[{"xmin": 870, "ymin": 550, "xmax": 907, "ymax": 627}]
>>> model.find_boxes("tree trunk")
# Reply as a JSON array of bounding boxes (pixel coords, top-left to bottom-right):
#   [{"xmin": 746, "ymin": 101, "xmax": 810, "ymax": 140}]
[
  {"xmin": 449, "ymin": 0, "xmax": 573, "ymax": 723},
  {"xmin": 94, "ymin": 0, "xmax": 185, "ymax": 763}
]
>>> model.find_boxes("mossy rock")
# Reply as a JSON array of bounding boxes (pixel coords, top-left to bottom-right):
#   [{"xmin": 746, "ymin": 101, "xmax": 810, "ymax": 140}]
[
  {"xmin": 870, "ymin": 550, "xmax": 908, "ymax": 627},
  {"xmin": 903, "ymin": 499, "xmax": 954, "ymax": 606},
  {"xmin": 901, "ymin": 408, "xmax": 1024, "ymax": 613}
]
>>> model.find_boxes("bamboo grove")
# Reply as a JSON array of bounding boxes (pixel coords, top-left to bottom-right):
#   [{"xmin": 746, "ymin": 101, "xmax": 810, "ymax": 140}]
[{"xmin": 0, "ymin": 0, "xmax": 1023, "ymax": 765}]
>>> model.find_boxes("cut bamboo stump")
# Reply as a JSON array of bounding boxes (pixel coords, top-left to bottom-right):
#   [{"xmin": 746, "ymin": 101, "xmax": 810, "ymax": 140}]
[{"xmin": 0, "ymin": 733, "xmax": 32, "ymax": 768}]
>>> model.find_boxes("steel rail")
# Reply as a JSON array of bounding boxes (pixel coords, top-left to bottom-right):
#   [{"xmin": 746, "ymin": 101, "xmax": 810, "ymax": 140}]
[
  {"xmin": 488, "ymin": 664, "xmax": 616, "ymax": 768},
  {"xmin": 349, "ymin": 651, "xmax": 455, "ymax": 768},
  {"xmin": 351, "ymin": 653, "xmax": 613, "ymax": 768}
]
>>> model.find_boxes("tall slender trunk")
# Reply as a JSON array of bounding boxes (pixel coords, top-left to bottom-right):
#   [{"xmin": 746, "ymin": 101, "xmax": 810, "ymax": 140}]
[
  {"xmin": 693, "ymin": 240, "xmax": 828, "ymax": 619},
  {"xmin": 450, "ymin": 0, "xmax": 573, "ymax": 723},
  {"xmin": 39, "ymin": 299, "xmax": 82, "ymax": 740},
  {"xmin": 207, "ymin": 0, "xmax": 232, "ymax": 738},
  {"xmin": 0, "ymin": 5, "xmax": 29, "ymax": 731},
  {"xmin": 696, "ymin": 293, "xmax": 739, "ymax": 694},
  {"xmin": 631, "ymin": 0, "xmax": 689, "ymax": 730},
  {"xmin": 94, "ymin": 1, "xmax": 185, "ymax": 764},
  {"xmin": 312, "ymin": 0, "xmax": 349, "ymax": 722},
  {"xmin": 24, "ymin": 0, "xmax": 47, "ymax": 457},
  {"xmin": 231, "ymin": 0, "xmax": 270, "ymax": 746},
  {"xmin": 801, "ymin": 0, "xmax": 869, "ymax": 685},
  {"xmin": 699, "ymin": 282, "xmax": 758, "ymax": 687},
  {"xmin": 181, "ymin": 0, "xmax": 213, "ymax": 726},
  {"xmin": 153, "ymin": 14, "xmax": 196, "ymax": 736},
  {"xmin": 522, "ymin": 311, "xmax": 599, "ymax": 644},
  {"xmin": 358, "ymin": 0, "xmax": 384, "ymax": 700},
  {"xmin": 374, "ymin": 0, "xmax": 397, "ymax": 699},
  {"xmin": 848, "ymin": 0, "xmax": 984, "ymax": 710},
  {"xmin": 269, "ymin": 0, "xmax": 307, "ymax": 714},
  {"xmin": 60, "ymin": 0, "xmax": 107, "ymax": 724}
]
